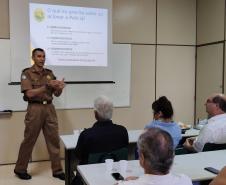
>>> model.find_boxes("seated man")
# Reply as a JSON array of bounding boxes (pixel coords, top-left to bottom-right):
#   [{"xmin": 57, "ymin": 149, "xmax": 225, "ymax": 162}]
[
  {"xmin": 210, "ymin": 166, "xmax": 226, "ymax": 185},
  {"xmin": 74, "ymin": 95, "xmax": 129, "ymax": 164},
  {"xmin": 117, "ymin": 127, "xmax": 192, "ymax": 185},
  {"xmin": 183, "ymin": 94, "xmax": 226, "ymax": 152}
]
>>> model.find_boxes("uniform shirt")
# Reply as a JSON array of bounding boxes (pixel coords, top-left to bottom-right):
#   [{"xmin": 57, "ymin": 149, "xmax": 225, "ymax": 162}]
[
  {"xmin": 117, "ymin": 173, "xmax": 192, "ymax": 185},
  {"xmin": 193, "ymin": 113, "xmax": 226, "ymax": 152},
  {"xmin": 145, "ymin": 120, "xmax": 182, "ymax": 148},
  {"xmin": 74, "ymin": 120, "xmax": 129, "ymax": 164},
  {"xmin": 21, "ymin": 65, "xmax": 56, "ymax": 102}
]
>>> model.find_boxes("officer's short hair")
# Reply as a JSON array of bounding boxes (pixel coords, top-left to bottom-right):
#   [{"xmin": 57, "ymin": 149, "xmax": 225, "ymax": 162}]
[
  {"xmin": 32, "ymin": 48, "xmax": 45, "ymax": 57},
  {"xmin": 94, "ymin": 96, "xmax": 113, "ymax": 120},
  {"xmin": 137, "ymin": 127, "xmax": 174, "ymax": 174}
]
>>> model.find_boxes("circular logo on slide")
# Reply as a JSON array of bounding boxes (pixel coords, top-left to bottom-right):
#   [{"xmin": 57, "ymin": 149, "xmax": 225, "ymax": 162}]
[{"xmin": 34, "ymin": 8, "xmax": 45, "ymax": 22}]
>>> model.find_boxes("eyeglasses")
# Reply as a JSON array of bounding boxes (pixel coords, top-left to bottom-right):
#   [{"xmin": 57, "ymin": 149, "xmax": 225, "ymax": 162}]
[{"xmin": 206, "ymin": 99, "xmax": 214, "ymax": 104}]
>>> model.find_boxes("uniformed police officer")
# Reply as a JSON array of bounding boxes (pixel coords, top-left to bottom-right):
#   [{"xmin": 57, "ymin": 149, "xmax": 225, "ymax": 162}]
[{"xmin": 14, "ymin": 48, "xmax": 65, "ymax": 180}]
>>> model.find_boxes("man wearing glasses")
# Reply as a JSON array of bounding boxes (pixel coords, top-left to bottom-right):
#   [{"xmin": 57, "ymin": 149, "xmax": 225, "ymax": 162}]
[{"xmin": 183, "ymin": 94, "xmax": 226, "ymax": 152}]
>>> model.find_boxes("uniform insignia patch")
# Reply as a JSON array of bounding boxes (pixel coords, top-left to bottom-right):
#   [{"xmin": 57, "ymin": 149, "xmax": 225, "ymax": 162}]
[
  {"xmin": 46, "ymin": 75, "xmax": 51, "ymax": 80},
  {"xmin": 21, "ymin": 75, "xmax": 27, "ymax": 80}
]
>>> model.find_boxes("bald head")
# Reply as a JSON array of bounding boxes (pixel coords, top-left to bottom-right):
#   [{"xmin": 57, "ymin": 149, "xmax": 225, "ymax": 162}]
[
  {"xmin": 205, "ymin": 94, "xmax": 226, "ymax": 117},
  {"xmin": 137, "ymin": 128, "xmax": 174, "ymax": 174}
]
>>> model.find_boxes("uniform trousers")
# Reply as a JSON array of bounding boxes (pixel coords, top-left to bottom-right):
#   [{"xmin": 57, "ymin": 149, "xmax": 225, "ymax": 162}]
[{"xmin": 15, "ymin": 103, "xmax": 62, "ymax": 173}]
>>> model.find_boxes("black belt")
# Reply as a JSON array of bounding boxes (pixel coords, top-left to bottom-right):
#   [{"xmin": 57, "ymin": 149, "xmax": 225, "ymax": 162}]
[{"xmin": 28, "ymin": 100, "xmax": 52, "ymax": 104}]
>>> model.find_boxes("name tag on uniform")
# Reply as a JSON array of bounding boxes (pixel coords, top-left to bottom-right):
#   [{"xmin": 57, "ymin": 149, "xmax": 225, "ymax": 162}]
[
  {"xmin": 46, "ymin": 75, "xmax": 51, "ymax": 80},
  {"xmin": 21, "ymin": 74, "xmax": 27, "ymax": 80}
]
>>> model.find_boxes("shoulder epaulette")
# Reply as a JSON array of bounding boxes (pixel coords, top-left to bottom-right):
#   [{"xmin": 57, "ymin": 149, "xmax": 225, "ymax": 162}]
[
  {"xmin": 45, "ymin": 68, "xmax": 53, "ymax": 72},
  {"xmin": 22, "ymin": 68, "xmax": 30, "ymax": 72}
]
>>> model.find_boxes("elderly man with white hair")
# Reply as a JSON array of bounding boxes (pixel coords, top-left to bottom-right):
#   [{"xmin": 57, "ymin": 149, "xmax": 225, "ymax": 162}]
[
  {"xmin": 72, "ymin": 96, "xmax": 129, "ymax": 185},
  {"xmin": 74, "ymin": 95, "xmax": 129, "ymax": 164}
]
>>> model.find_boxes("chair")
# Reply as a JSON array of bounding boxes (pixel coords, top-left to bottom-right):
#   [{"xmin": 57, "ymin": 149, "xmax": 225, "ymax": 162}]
[
  {"xmin": 88, "ymin": 147, "xmax": 128, "ymax": 164},
  {"xmin": 202, "ymin": 143, "xmax": 226, "ymax": 152},
  {"xmin": 175, "ymin": 143, "xmax": 226, "ymax": 155},
  {"xmin": 73, "ymin": 147, "xmax": 128, "ymax": 185},
  {"xmin": 174, "ymin": 147, "xmax": 192, "ymax": 155}
]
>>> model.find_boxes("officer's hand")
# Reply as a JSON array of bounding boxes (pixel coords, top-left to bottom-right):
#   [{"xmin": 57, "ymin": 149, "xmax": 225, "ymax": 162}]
[
  {"xmin": 58, "ymin": 78, "xmax": 65, "ymax": 90},
  {"xmin": 47, "ymin": 80, "xmax": 58, "ymax": 89},
  {"xmin": 48, "ymin": 79, "xmax": 65, "ymax": 90}
]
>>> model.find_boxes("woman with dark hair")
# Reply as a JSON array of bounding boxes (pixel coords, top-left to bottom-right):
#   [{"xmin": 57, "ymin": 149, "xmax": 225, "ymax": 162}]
[{"xmin": 145, "ymin": 96, "xmax": 181, "ymax": 148}]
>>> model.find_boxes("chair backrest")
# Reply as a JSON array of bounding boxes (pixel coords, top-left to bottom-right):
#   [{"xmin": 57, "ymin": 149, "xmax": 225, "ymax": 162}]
[
  {"xmin": 174, "ymin": 147, "xmax": 192, "ymax": 155},
  {"xmin": 203, "ymin": 143, "xmax": 226, "ymax": 152},
  {"xmin": 88, "ymin": 147, "xmax": 128, "ymax": 164}
]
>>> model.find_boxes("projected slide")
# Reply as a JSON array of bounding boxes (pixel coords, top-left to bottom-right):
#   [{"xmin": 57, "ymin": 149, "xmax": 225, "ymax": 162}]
[{"xmin": 29, "ymin": 3, "xmax": 108, "ymax": 67}]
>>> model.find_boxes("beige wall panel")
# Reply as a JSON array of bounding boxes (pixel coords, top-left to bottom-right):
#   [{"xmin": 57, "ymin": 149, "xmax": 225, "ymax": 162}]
[
  {"xmin": 196, "ymin": 44, "xmax": 223, "ymax": 120},
  {"xmin": 105, "ymin": 45, "xmax": 155, "ymax": 129},
  {"xmin": 0, "ymin": 39, "xmax": 22, "ymax": 164},
  {"xmin": 113, "ymin": 0, "xmax": 156, "ymax": 44},
  {"xmin": 0, "ymin": 113, "xmax": 25, "ymax": 164},
  {"xmin": 0, "ymin": 0, "xmax": 9, "ymax": 38},
  {"xmin": 224, "ymin": 41, "xmax": 226, "ymax": 94},
  {"xmin": 197, "ymin": 0, "xmax": 225, "ymax": 45},
  {"xmin": 0, "ymin": 108, "xmax": 95, "ymax": 163},
  {"xmin": 157, "ymin": 0, "xmax": 196, "ymax": 45},
  {"xmin": 156, "ymin": 46, "xmax": 195, "ymax": 124},
  {"xmin": 125, "ymin": 45, "xmax": 155, "ymax": 128}
]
